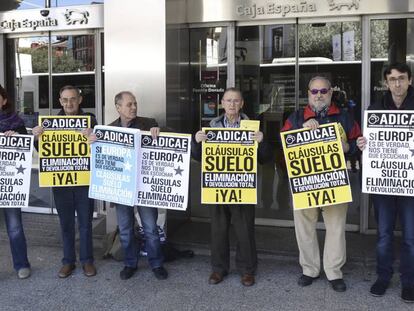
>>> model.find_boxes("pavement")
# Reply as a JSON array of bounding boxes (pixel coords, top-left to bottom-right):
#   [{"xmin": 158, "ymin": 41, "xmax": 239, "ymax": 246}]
[{"xmin": 0, "ymin": 215, "xmax": 413, "ymax": 311}]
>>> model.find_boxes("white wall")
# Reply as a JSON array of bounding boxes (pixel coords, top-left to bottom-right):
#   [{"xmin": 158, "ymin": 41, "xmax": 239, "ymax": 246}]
[{"xmin": 104, "ymin": 0, "xmax": 166, "ymax": 231}]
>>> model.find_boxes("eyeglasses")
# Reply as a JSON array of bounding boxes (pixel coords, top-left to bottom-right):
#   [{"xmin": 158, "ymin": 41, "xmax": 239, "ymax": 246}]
[
  {"xmin": 309, "ymin": 88, "xmax": 330, "ymax": 95},
  {"xmin": 223, "ymin": 98, "xmax": 242, "ymax": 104},
  {"xmin": 387, "ymin": 76, "xmax": 408, "ymax": 85},
  {"xmin": 60, "ymin": 97, "xmax": 79, "ymax": 104}
]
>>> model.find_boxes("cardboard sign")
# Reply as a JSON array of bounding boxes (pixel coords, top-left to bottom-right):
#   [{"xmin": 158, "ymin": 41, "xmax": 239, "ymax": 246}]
[
  {"xmin": 0, "ymin": 134, "xmax": 33, "ymax": 208},
  {"xmin": 201, "ymin": 128, "xmax": 258, "ymax": 204},
  {"xmin": 89, "ymin": 126, "xmax": 140, "ymax": 206},
  {"xmin": 136, "ymin": 132, "xmax": 191, "ymax": 210},
  {"xmin": 38, "ymin": 115, "xmax": 91, "ymax": 187},
  {"xmin": 281, "ymin": 123, "xmax": 352, "ymax": 209},
  {"xmin": 362, "ymin": 110, "xmax": 414, "ymax": 196}
]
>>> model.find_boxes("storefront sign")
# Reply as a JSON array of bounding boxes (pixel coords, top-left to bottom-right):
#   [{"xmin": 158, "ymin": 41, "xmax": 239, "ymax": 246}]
[
  {"xmin": 136, "ymin": 132, "xmax": 191, "ymax": 211},
  {"xmin": 38, "ymin": 115, "xmax": 91, "ymax": 187},
  {"xmin": 201, "ymin": 128, "xmax": 258, "ymax": 204},
  {"xmin": 0, "ymin": 134, "xmax": 33, "ymax": 208},
  {"xmin": 89, "ymin": 126, "xmax": 140, "ymax": 206},
  {"xmin": 281, "ymin": 123, "xmax": 352, "ymax": 209},
  {"xmin": 362, "ymin": 111, "xmax": 414, "ymax": 196},
  {"xmin": 185, "ymin": 0, "xmax": 414, "ymax": 23},
  {"xmin": 0, "ymin": 4, "xmax": 103, "ymax": 33}
]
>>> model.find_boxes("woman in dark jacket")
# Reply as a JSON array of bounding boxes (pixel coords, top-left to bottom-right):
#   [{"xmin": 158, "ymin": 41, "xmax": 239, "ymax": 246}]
[{"xmin": 0, "ymin": 85, "xmax": 31, "ymax": 279}]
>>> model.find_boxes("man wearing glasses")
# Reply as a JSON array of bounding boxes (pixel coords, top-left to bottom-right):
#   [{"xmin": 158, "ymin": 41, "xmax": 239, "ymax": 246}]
[
  {"xmin": 33, "ymin": 85, "xmax": 97, "ymax": 278},
  {"xmin": 281, "ymin": 76, "xmax": 361, "ymax": 292},
  {"xmin": 357, "ymin": 63, "xmax": 414, "ymax": 303},
  {"xmin": 192, "ymin": 87, "xmax": 271, "ymax": 286}
]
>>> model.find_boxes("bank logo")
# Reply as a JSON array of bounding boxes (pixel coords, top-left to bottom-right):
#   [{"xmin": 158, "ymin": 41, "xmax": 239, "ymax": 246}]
[
  {"xmin": 142, "ymin": 136, "xmax": 152, "ymax": 146},
  {"xmin": 206, "ymin": 131, "xmax": 216, "ymax": 140},
  {"xmin": 95, "ymin": 130, "xmax": 103, "ymax": 139},
  {"xmin": 368, "ymin": 114, "xmax": 380, "ymax": 125},
  {"xmin": 285, "ymin": 134, "xmax": 296, "ymax": 145},
  {"xmin": 327, "ymin": 0, "xmax": 360, "ymax": 11},
  {"xmin": 42, "ymin": 119, "xmax": 52, "ymax": 128},
  {"xmin": 64, "ymin": 9, "xmax": 90, "ymax": 25}
]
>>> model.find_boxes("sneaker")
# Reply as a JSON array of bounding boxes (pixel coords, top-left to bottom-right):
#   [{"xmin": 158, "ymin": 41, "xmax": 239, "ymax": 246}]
[
  {"xmin": 120, "ymin": 266, "xmax": 137, "ymax": 280},
  {"xmin": 402, "ymin": 285, "xmax": 414, "ymax": 303},
  {"xmin": 152, "ymin": 266, "xmax": 168, "ymax": 280},
  {"xmin": 329, "ymin": 279, "xmax": 347, "ymax": 292},
  {"xmin": 370, "ymin": 279, "xmax": 389, "ymax": 297},
  {"xmin": 17, "ymin": 267, "xmax": 31, "ymax": 279},
  {"xmin": 297, "ymin": 274, "xmax": 319, "ymax": 287}
]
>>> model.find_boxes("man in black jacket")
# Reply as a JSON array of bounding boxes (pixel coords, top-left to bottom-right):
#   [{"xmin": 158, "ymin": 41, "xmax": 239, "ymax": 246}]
[
  {"xmin": 357, "ymin": 63, "xmax": 414, "ymax": 303},
  {"xmin": 107, "ymin": 91, "xmax": 168, "ymax": 281},
  {"xmin": 33, "ymin": 85, "xmax": 97, "ymax": 278}
]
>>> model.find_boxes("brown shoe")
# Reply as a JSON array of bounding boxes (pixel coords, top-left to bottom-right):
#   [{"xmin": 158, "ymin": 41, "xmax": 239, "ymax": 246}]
[
  {"xmin": 208, "ymin": 272, "xmax": 224, "ymax": 285},
  {"xmin": 82, "ymin": 263, "xmax": 97, "ymax": 277},
  {"xmin": 58, "ymin": 264, "xmax": 76, "ymax": 278},
  {"xmin": 241, "ymin": 273, "xmax": 255, "ymax": 286}
]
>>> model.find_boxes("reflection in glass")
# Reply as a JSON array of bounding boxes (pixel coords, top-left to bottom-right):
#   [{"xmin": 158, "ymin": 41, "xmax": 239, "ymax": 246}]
[{"xmin": 52, "ymin": 35, "xmax": 95, "ymax": 73}]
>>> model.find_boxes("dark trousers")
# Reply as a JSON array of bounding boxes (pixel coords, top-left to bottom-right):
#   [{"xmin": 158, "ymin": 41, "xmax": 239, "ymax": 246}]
[
  {"xmin": 372, "ymin": 194, "xmax": 414, "ymax": 286},
  {"xmin": 210, "ymin": 205, "xmax": 257, "ymax": 275},
  {"xmin": 52, "ymin": 186, "xmax": 94, "ymax": 265}
]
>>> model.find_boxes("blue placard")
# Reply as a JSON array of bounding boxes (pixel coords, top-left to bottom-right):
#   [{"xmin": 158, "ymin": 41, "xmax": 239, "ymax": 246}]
[{"xmin": 89, "ymin": 125, "xmax": 140, "ymax": 206}]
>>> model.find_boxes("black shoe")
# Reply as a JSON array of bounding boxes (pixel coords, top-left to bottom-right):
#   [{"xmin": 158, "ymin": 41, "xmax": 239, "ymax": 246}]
[
  {"xmin": 120, "ymin": 266, "xmax": 137, "ymax": 280},
  {"xmin": 370, "ymin": 279, "xmax": 389, "ymax": 297},
  {"xmin": 152, "ymin": 267, "xmax": 168, "ymax": 280},
  {"xmin": 402, "ymin": 285, "xmax": 414, "ymax": 303},
  {"xmin": 297, "ymin": 274, "xmax": 319, "ymax": 287},
  {"xmin": 329, "ymin": 279, "xmax": 347, "ymax": 292}
]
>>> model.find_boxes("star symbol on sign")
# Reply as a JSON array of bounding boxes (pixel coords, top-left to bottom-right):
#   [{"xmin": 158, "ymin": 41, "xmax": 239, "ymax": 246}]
[
  {"xmin": 124, "ymin": 161, "xmax": 132, "ymax": 171},
  {"xmin": 410, "ymin": 149, "xmax": 414, "ymax": 157},
  {"xmin": 174, "ymin": 166, "xmax": 184, "ymax": 175},
  {"xmin": 16, "ymin": 164, "xmax": 26, "ymax": 174}
]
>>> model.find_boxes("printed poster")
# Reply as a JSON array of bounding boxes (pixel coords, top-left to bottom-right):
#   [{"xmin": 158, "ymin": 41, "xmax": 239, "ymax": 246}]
[
  {"xmin": 362, "ymin": 110, "xmax": 414, "ymax": 196},
  {"xmin": 281, "ymin": 123, "xmax": 352, "ymax": 210},
  {"xmin": 0, "ymin": 134, "xmax": 33, "ymax": 208},
  {"xmin": 201, "ymin": 128, "xmax": 258, "ymax": 204},
  {"xmin": 89, "ymin": 126, "xmax": 140, "ymax": 206},
  {"xmin": 38, "ymin": 115, "xmax": 91, "ymax": 187},
  {"xmin": 136, "ymin": 132, "xmax": 191, "ymax": 211}
]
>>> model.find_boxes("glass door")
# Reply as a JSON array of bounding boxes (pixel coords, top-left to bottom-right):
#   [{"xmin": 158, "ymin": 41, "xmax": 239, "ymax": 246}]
[
  {"xmin": 298, "ymin": 19, "xmax": 362, "ymax": 229},
  {"xmin": 235, "ymin": 22, "xmax": 297, "ymax": 223},
  {"xmin": 5, "ymin": 30, "xmax": 102, "ymax": 214},
  {"xmin": 233, "ymin": 18, "xmax": 363, "ymax": 229},
  {"xmin": 188, "ymin": 26, "xmax": 228, "ymax": 218}
]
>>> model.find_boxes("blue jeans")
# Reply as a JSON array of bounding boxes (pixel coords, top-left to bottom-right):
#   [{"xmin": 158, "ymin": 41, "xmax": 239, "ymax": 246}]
[
  {"xmin": 372, "ymin": 194, "xmax": 414, "ymax": 286},
  {"xmin": 115, "ymin": 204, "xmax": 163, "ymax": 269},
  {"xmin": 3, "ymin": 208, "xmax": 30, "ymax": 270},
  {"xmin": 52, "ymin": 186, "xmax": 94, "ymax": 265}
]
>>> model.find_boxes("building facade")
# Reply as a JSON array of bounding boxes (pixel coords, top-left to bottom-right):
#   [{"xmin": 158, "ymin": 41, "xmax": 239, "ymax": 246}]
[{"xmin": 0, "ymin": 0, "xmax": 413, "ymax": 241}]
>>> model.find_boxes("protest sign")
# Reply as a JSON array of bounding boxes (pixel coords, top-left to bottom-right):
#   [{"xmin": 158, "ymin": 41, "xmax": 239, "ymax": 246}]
[
  {"xmin": 362, "ymin": 110, "xmax": 414, "ymax": 196},
  {"xmin": 89, "ymin": 126, "xmax": 140, "ymax": 206},
  {"xmin": 201, "ymin": 128, "xmax": 257, "ymax": 204},
  {"xmin": 281, "ymin": 123, "xmax": 352, "ymax": 210},
  {"xmin": 136, "ymin": 132, "xmax": 191, "ymax": 211},
  {"xmin": 0, "ymin": 134, "xmax": 33, "ymax": 208},
  {"xmin": 38, "ymin": 115, "xmax": 91, "ymax": 187}
]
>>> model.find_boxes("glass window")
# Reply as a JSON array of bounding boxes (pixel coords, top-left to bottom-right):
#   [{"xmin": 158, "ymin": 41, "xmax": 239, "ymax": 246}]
[
  {"xmin": 1, "ymin": 0, "xmax": 104, "ymax": 11},
  {"xmin": 236, "ymin": 24, "xmax": 297, "ymax": 221},
  {"xmin": 5, "ymin": 36, "xmax": 52, "ymax": 211}
]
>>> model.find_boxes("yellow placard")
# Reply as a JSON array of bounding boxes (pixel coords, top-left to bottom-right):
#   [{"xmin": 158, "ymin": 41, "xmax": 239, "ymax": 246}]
[
  {"xmin": 240, "ymin": 120, "xmax": 260, "ymax": 131},
  {"xmin": 281, "ymin": 123, "xmax": 352, "ymax": 210},
  {"xmin": 38, "ymin": 116, "xmax": 91, "ymax": 187},
  {"xmin": 201, "ymin": 128, "xmax": 258, "ymax": 204}
]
